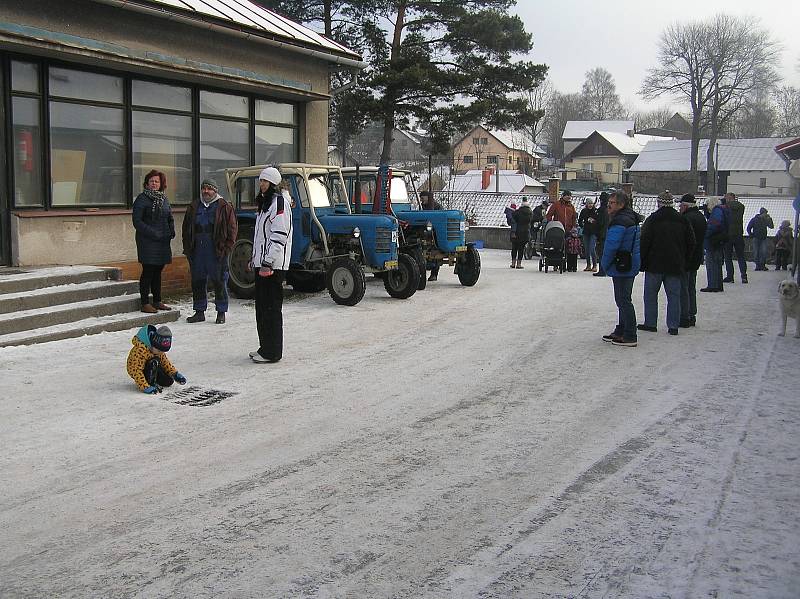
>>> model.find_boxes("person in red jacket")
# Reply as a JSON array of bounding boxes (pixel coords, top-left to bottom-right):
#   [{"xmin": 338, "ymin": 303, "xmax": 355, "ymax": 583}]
[{"xmin": 546, "ymin": 190, "xmax": 577, "ymax": 231}]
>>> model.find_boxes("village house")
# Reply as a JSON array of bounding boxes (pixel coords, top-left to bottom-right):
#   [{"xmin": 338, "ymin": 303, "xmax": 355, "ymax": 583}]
[
  {"xmin": 562, "ymin": 120, "xmax": 635, "ymax": 157},
  {"xmin": 0, "ymin": 0, "xmax": 362, "ymax": 278},
  {"xmin": 452, "ymin": 126, "xmax": 543, "ymax": 175},
  {"xmin": 445, "ymin": 169, "xmax": 546, "ymax": 194},
  {"xmin": 563, "ymin": 130, "xmax": 673, "ymax": 187},
  {"xmin": 629, "ymin": 138, "xmax": 798, "ymax": 196}
]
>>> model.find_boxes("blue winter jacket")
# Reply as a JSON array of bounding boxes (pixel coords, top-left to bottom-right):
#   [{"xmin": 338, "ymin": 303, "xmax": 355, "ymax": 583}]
[
  {"xmin": 703, "ymin": 204, "xmax": 728, "ymax": 252},
  {"xmin": 600, "ymin": 207, "xmax": 641, "ymax": 277}
]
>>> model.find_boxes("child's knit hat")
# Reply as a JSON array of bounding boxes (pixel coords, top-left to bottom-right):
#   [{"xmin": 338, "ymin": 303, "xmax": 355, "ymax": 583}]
[{"xmin": 149, "ymin": 325, "xmax": 172, "ymax": 352}]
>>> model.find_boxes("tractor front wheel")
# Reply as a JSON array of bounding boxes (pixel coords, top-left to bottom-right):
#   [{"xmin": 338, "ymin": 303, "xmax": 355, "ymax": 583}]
[
  {"xmin": 457, "ymin": 245, "xmax": 481, "ymax": 286},
  {"xmin": 384, "ymin": 253, "xmax": 420, "ymax": 299},
  {"xmin": 326, "ymin": 258, "xmax": 366, "ymax": 306}
]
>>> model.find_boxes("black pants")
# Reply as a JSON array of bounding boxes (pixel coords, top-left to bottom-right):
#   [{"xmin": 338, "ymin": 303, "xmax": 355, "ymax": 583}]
[
  {"xmin": 511, "ymin": 239, "xmax": 527, "ymax": 261},
  {"xmin": 255, "ymin": 269, "xmax": 285, "ymax": 361},
  {"xmin": 144, "ymin": 357, "xmax": 174, "ymax": 388},
  {"xmin": 566, "ymin": 253, "xmax": 578, "ymax": 271},
  {"xmin": 775, "ymin": 249, "xmax": 789, "ymax": 269},
  {"xmin": 140, "ymin": 264, "xmax": 165, "ymax": 304}
]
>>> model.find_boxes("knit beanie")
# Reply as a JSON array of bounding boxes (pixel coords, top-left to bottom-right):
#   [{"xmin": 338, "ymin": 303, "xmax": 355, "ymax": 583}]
[
  {"xmin": 149, "ymin": 325, "xmax": 172, "ymax": 352},
  {"xmin": 201, "ymin": 179, "xmax": 218, "ymax": 193},
  {"xmin": 259, "ymin": 167, "xmax": 281, "ymax": 185},
  {"xmin": 680, "ymin": 193, "xmax": 696, "ymax": 204},
  {"xmin": 657, "ymin": 191, "xmax": 674, "ymax": 207}
]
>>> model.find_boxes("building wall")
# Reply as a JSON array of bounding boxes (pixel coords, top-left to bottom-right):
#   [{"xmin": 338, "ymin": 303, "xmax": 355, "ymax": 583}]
[
  {"xmin": 453, "ymin": 126, "xmax": 534, "ymax": 174},
  {"xmin": 564, "ymin": 156, "xmax": 625, "ymax": 185},
  {"xmin": 1, "ymin": 0, "xmax": 338, "ymax": 270},
  {"xmin": 726, "ymin": 170, "xmax": 796, "ymax": 197}
]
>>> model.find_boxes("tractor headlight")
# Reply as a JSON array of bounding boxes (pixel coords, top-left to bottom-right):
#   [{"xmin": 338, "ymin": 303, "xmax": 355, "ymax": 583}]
[
  {"xmin": 425, "ymin": 221, "xmax": 433, "ymax": 233},
  {"xmin": 352, "ymin": 227, "xmax": 361, "ymax": 239}
]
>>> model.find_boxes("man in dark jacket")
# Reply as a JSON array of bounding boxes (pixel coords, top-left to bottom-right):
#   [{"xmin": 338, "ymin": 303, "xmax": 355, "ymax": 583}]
[
  {"xmin": 678, "ymin": 194, "xmax": 707, "ymax": 327},
  {"xmin": 182, "ymin": 179, "xmax": 238, "ymax": 324},
  {"xmin": 593, "ymin": 191, "xmax": 610, "ymax": 276},
  {"xmin": 747, "ymin": 207, "xmax": 775, "ymax": 271},
  {"xmin": 511, "ymin": 198, "xmax": 533, "ymax": 268},
  {"xmin": 722, "ymin": 192, "xmax": 748, "ymax": 284},
  {"xmin": 638, "ymin": 191, "xmax": 695, "ymax": 336}
]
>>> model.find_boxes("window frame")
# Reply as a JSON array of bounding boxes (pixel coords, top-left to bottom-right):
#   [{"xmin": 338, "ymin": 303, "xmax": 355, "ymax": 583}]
[{"xmin": 3, "ymin": 54, "xmax": 299, "ymax": 210}]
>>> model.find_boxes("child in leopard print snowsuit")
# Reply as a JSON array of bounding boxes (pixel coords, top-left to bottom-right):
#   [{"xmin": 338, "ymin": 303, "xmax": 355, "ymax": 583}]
[{"xmin": 126, "ymin": 324, "xmax": 187, "ymax": 394}]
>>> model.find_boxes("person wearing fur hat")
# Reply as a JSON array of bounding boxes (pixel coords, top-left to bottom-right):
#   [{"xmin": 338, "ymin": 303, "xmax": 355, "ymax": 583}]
[
  {"xmin": 182, "ymin": 178, "xmax": 238, "ymax": 324},
  {"xmin": 638, "ymin": 191, "xmax": 695, "ymax": 336},
  {"xmin": 248, "ymin": 167, "xmax": 293, "ymax": 363},
  {"xmin": 126, "ymin": 325, "xmax": 187, "ymax": 394}
]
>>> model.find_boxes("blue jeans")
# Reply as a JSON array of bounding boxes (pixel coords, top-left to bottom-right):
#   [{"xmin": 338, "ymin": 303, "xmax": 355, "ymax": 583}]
[
  {"xmin": 705, "ymin": 246, "xmax": 724, "ymax": 289},
  {"xmin": 680, "ymin": 269, "xmax": 698, "ymax": 321},
  {"xmin": 723, "ymin": 236, "xmax": 747, "ymax": 279},
  {"xmin": 753, "ymin": 238, "xmax": 769, "ymax": 269},
  {"xmin": 583, "ymin": 233, "xmax": 597, "ymax": 267},
  {"xmin": 643, "ymin": 272, "xmax": 682, "ymax": 330},
  {"xmin": 612, "ymin": 276, "xmax": 637, "ymax": 340}
]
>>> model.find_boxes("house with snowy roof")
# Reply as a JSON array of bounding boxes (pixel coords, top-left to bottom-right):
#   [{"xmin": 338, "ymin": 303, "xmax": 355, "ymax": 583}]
[
  {"xmin": 445, "ymin": 169, "xmax": 546, "ymax": 194},
  {"xmin": 452, "ymin": 126, "xmax": 544, "ymax": 175},
  {"xmin": 562, "ymin": 120, "xmax": 635, "ymax": 157},
  {"xmin": 629, "ymin": 138, "xmax": 798, "ymax": 196},
  {"xmin": 563, "ymin": 130, "xmax": 674, "ymax": 186}
]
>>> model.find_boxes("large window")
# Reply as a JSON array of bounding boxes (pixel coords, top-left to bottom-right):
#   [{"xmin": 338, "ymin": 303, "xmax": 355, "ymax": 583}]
[
  {"xmin": 10, "ymin": 61, "xmax": 43, "ymax": 206},
  {"xmin": 6, "ymin": 60, "xmax": 299, "ymax": 209}
]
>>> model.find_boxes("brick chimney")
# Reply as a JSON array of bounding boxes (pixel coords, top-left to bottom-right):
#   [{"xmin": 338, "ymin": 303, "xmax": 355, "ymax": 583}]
[
  {"xmin": 548, "ymin": 177, "xmax": 560, "ymax": 203},
  {"xmin": 481, "ymin": 167, "xmax": 493, "ymax": 190}
]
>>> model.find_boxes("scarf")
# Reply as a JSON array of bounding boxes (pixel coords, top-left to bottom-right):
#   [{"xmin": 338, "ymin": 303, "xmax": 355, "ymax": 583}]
[{"xmin": 143, "ymin": 189, "xmax": 166, "ymax": 218}]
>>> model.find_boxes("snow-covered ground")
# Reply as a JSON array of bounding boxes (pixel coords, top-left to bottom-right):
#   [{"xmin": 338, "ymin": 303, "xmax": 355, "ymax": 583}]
[{"xmin": 1, "ymin": 249, "xmax": 798, "ymax": 598}]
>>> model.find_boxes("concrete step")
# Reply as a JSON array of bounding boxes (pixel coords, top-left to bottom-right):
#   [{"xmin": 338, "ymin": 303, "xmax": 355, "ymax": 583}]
[
  {"xmin": 0, "ymin": 280, "xmax": 139, "ymax": 314},
  {"xmin": 0, "ymin": 309, "xmax": 180, "ymax": 348},
  {"xmin": 0, "ymin": 266, "xmax": 118, "ymax": 295},
  {"xmin": 0, "ymin": 294, "xmax": 155, "ymax": 336}
]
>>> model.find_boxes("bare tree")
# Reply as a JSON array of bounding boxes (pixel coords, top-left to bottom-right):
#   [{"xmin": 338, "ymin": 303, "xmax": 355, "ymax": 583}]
[
  {"xmin": 517, "ymin": 78, "xmax": 552, "ymax": 147},
  {"xmin": 542, "ymin": 91, "xmax": 586, "ymax": 161},
  {"xmin": 581, "ymin": 67, "xmax": 623, "ymax": 120},
  {"xmin": 703, "ymin": 15, "xmax": 780, "ymax": 193},
  {"xmin": 641, "ymin": 21, "xmax": 712, "ymax": 186},
  {"xmin": 722, "ymin": 98, "xmax": 775, "ymax": 138},
  {"xmin": 773, "ymin": 86, "xmax": 800, "ymax": 137},
  {"xmin": 633, "ymin": 106, "xmax": 676, "ymax": 132}
]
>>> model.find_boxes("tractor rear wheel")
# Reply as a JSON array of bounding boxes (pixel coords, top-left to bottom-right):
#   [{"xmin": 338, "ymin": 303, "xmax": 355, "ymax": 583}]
[
  {"xmin": 227, "ymin": 236, "xmax": 255, "ymax": 299},
  {"xmin": 410, "ymin": 247, "xmax": 427, "ymax": 290}
]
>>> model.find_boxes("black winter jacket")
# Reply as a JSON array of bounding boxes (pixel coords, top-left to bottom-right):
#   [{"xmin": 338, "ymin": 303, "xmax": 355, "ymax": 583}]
[
  {"xmin": 512, "ymin": 205, "xmax": 534, "ymax": 242},
  {"xmin": 578, "ymin": 207, "xmax": 600, "ymax": 236},
  {"xmin": 132, "ymin": 192, "xmax": 175, "ymax": 265},
  {"xmin": 683, "ymin": 207, "xmax": 707, "ymax": 271},
  {"xmin": 640, "ymin": 206, "xmax": 695, "ymax": 275}
]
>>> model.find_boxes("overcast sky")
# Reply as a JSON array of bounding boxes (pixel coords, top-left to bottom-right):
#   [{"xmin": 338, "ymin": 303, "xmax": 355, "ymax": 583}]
[{"xmin": 512, "ymin": 0, "xmax": 800, "ymax": 113}]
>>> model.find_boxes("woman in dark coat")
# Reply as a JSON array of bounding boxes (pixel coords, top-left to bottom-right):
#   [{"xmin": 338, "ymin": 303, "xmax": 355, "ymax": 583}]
[{"xmin": 132, "ymin": 169, "xmax": 175, "ymax": 313}]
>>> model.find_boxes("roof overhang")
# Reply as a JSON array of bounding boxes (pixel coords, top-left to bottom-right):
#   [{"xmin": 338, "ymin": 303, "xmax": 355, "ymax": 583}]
[{"xmin": 90, "ymin": 0, "xmax": 366, "ymax": 70}]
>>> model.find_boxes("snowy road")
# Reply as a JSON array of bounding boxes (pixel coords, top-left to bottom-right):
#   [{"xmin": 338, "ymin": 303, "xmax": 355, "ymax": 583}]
[{"xmin": 1, "ymin": 249, "xmax": 798, "ymax": 598}]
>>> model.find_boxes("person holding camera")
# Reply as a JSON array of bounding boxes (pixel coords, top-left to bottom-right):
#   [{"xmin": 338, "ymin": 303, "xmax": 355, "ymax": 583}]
[{"xmin": 599, "ymin": 191, "xmax": 641, "ymax": 347}]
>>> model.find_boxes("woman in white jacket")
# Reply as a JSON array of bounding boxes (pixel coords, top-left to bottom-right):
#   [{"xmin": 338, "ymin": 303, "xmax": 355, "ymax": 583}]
[{"xmin": 249, "ymin": 167, "xmax": 293, "ymax": 363}]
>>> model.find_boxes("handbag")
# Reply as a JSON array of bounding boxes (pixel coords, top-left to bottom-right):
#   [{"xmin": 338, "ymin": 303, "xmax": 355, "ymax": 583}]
[{"xmin": 613, "ymin": 226, "xmax": 637, "ymax": 272}]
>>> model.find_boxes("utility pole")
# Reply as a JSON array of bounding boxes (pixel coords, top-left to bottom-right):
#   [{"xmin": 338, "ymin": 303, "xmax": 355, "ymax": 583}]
[
  {"xmin": 715, "ymin": 142, "xmax": 720, "ymax": 196},
  {"xmin": 495, "ymin": 155, "xmax": 500, "ymax": 194}
]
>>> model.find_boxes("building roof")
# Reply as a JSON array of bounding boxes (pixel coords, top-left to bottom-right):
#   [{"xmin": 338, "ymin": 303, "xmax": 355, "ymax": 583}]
[
  {"xmin": 630, "ymin": 138, "xmax": 795, "ymax": 172},
  {"xmin": 456, "ymin": 126, "xmax": 544, "ymax": 156},
  {"xmin": 124, "ymin": 0, "xmax": 361, "ymax": 61},
  {"xmin": 447, "ymin": 170, "xmax": 546, "ymax": 193},
  {"xmin": 563, "ymin": 120, "xmax": 634, "ymax": 140},
  {"xmin": 570, "ymin": 131, "xmax": 674, "ymax": 158},
  {"xmin": 775, "ymin": 137, "xmax": 800, "ymax": 161}
]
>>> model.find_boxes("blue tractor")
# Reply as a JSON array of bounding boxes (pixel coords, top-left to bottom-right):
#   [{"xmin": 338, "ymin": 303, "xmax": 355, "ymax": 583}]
[
  {"xmin": 224, "ymin": 164, "xmax": 419, "ymax": 306},
  {"xmin": 340, "ymin": 166, "xmax": 481, "ymax": 289}
]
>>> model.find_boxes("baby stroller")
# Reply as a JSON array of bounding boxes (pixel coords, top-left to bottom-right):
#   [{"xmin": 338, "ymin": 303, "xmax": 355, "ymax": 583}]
[{"xmin": 538, "ymin": 220, "xmax": 566, "ymax": 273}]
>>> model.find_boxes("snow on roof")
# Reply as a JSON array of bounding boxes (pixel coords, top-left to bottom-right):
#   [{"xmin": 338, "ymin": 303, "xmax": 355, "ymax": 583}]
[
  {"xmin": 563, "ymin": 120, "xmax": 634, "ymax": 140},
  {"xmin": 489, "ymin": 130, "xmax": 545, "ymax": 155},
  {"xmin": 577, "ymin": 131, "xmax": 674, "ymax": 157},
  {"xmin": 134, "ymin": 0, "xmax": 360, "ymax": 60},
  {"xmin": 630, "ymin": 138, "xmax": 795, "ymax": 172},
  {"xmin": 447, "ymin": 172, "xmax": 546, "ymax": 194}
]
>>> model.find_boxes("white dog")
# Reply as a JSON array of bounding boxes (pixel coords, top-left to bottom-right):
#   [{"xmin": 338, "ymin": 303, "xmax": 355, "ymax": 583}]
[{"xmin": 778, "ymin": 279, "xmax": 800, "ymax": 338}]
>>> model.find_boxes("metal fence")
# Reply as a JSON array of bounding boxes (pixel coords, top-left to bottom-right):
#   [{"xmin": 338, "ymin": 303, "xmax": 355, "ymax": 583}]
[{"xmin": 433, "ymin": 190, "xmax": 798, "ymax": 234}]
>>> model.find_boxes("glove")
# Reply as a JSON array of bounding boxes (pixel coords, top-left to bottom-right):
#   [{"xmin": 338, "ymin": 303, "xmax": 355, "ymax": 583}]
[
  {"xmin": 143, "ymin": 385, "xmax": 159, "ymax": 394},
  {"xmin": 174, "ymin": 372, "xmax": 187, "ymax": 385}
]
